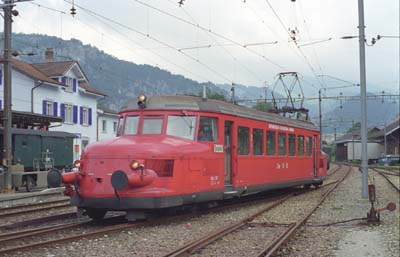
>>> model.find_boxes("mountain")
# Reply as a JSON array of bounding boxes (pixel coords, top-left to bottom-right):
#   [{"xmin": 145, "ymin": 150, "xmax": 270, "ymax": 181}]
[
  {"xmin": 322, "ymin": 93, "xmax": 399, "ymax": 133},
  {"xmin": 9, "ymin": 33, "xmax": 230, "ymax": 110},
  {"xmin": 5, "ymin": 33, "xmax": 399, "ymax": 128}
]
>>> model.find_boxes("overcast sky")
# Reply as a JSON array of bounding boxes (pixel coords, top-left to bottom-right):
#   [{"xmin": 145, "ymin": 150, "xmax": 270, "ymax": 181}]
[{"xmin": 5, "ymin": 0, "xmax": 400, "ymax": 95}]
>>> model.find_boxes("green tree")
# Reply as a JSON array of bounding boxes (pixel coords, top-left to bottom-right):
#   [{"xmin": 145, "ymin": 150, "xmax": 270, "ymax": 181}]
[
  {"xmin": 254, "ymin": 101, "xmax": 273, "ymax": 112},
  {"xmin": 198, "ymin": 90, "xmax": 227, "ymax": 101},
  {"xmin": 346, "ymin": 122, "xmax": 361, "ymax": 133}
]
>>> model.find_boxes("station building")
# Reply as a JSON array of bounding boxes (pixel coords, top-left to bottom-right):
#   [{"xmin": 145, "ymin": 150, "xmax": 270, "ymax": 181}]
[{"xmin": 0, "ymin": 49, "xmax": 119, "ymax": 161}]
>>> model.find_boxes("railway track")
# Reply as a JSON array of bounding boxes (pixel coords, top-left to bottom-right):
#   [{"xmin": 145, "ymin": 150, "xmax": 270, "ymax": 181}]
[
  {"xmin": 0, "ymin": 198, "xmax": 71, "ymax": 218},
  {"xmin": 162, "ymin": 164, "xmax": 350, "ymax": 257},
  {"xmin": 0, "ymin": 165, "xmax": 343, "ymax": 255},
  {"xmin": 372, "ymin": 168, "xmax": 400, "ymax": 193}
]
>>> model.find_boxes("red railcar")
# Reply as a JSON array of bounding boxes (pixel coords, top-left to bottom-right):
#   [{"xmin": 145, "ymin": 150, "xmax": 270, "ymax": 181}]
[{"xmin": 48, "ymin": 95, "xmax": 328, "ymax": 220}]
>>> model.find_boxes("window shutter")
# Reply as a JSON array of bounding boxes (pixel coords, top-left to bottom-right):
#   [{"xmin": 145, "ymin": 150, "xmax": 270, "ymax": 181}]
[
  {"xmin": 61, "ymin": 76, "xmax": 67, "ymax": 85},
  {"xmin": 60, "ymin": 104, "xmax": 65, "ymax": 121},
  {"xmin": 73, "ymin": 105, "xmax": 78, "ymax": 124},
  {"xmin": 80, "ymin": 107, "xmax": 83, "ymax": 125},
  {"xmin": 88, "ymin": 108, "xmax": 92, "ymax": 125},
  {"xmin": 42, "ymin": 100, "xmax": 47, "ymax": 115},
  {"xmin": 73, "ymin": 79, "xmax": 77, "ymax": 92},
  {"xmin": 53, "ymin": 102, "xmax": 58, "ymax": 116},
  {"xmin": 0, "ymin": 100, "xmax": 2, "ymax": 109}
]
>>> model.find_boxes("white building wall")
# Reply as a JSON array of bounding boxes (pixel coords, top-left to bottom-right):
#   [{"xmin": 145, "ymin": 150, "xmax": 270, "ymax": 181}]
[
  {"xmin": 33, "ymin": 69, "xmax": 99, "ymax": 161},
  {"xmin": 0, "ymin": 69, "xmax": 35, "ymax": 112},
  {"xmin": 3, "ymin": 64, "xmax": 103, "ymax": 162},
  {"xmin": 347, "ymin": 142, "xmax": 384, "ymax": 160},
  {"xmin": 97, "ymin": 113, "xmax": 119, "ymax": 141}
]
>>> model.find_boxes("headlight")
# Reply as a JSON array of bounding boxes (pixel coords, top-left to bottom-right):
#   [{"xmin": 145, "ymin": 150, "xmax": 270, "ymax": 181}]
[{"xmin": 130, "ymin": 160, "xmax": 140, "ymax": 170}]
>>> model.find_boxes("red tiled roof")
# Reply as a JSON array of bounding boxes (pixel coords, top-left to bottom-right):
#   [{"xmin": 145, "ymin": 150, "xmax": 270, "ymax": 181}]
[
  {"xmin": 7, "ymin": 59, "xmax": 62, "ymax": 86},
  {"xmin": 32, "ymin": 61, "xmax": 75, "ymax": 77}
]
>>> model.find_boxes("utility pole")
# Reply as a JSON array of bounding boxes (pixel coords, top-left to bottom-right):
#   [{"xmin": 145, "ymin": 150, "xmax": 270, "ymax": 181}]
[
  {"xmin": 318, "ymin": 89, "xmax": 322, "ymax": 150},
  {"xmin": 1, "ymin": 0, "xmax": 29, "ymax": 191},
  {"xmin": 334, "ymin": 127, "xmax": 337, "ymax": 142},
  {"xmin": 2, "ymin": 0, "xmax": 13, "ymax": 191},
  {"xmin": 358, "ymin": 0, "xmax": 368, "ymax": 198},
  {"xmin": 352, "ymin": 120, "xmax": 355, "ymax": 161}
]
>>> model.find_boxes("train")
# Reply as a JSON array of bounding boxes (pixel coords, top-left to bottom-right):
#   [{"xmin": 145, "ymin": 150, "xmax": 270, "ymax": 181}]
[
  {"xmin": 0, "ymin": 128, "xmax": 75, "ymax": 191},
  {"xmin": 48, "ymin": 95, "xmax": 328, "ymax": 220}
]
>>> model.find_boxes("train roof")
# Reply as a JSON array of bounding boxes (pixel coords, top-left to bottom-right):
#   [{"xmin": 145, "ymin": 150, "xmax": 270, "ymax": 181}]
[
  {"xmin": 121, "ymin": 95, "xmax": 318, "ymax": 131},
  {"xmin": 0, "ymin": 128, "xmax": 77, "ymax": 138}
]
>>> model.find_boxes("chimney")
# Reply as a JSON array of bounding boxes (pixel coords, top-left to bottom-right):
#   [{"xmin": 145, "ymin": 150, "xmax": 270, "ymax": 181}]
[{"xmin": 45, "ymin": 48, "xmax": 54, "ymax": 62}]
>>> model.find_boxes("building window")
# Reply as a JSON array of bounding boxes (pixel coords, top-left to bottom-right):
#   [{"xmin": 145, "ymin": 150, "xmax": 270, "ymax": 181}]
[
  {"xmin": 266, "ymin": 131, "xmax": 276, "ymax": 156},
  {"xmin": 253, "ymin": 128, "xmax": 263, "ymax": 155},
  {"xmin": 113, "ymin": 121, "xmax": 117, "ymax": 133},
  {"xmin": 66, "ymin": 77, "xmax": 73, "ymax": 92},
  {"xmin": 288, "ymin": 134, "xmax": 296, "ymax": 156},
  {"xmin": 65, "ymin": 104, "xmax": 73, "ymax": 123},
  {"xmin": 82, "ymin": 108, "xmax": 89, "ymax": 125},
  {"xmin": 238, "ymin": 126, "xmax": 250, "ymax": 155},
  {"xmin": 102, "ymin": 120, "xmax": 107, "ymax": 132},
  {"xmin": 46, "ymin": 101, "xmax": 53, "ymax": 116}
]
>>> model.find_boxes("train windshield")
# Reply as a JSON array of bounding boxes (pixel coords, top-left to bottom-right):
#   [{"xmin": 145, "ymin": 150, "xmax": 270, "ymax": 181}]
[
  {"xmin": 116, "ymin": 117, "xmax": 124, "ymax": 136},
  {"xmin": 166, "ymin": 115, "xmax": 196, "ymax": 140},
  {"xmin": 142, "ymin": 116, "xmax": 163, "ymax": 134},
  {"xmin": 124, "ymin": 116, "xmax": 139, "ymax": 135}
]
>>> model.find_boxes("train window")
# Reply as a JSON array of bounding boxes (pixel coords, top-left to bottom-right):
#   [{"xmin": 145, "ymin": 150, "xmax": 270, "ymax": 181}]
[
  {"xmin": 288, "ymin": 134, "xmax": 296, "ymax": 156},
  {"xmin": 266, "ymin": 131, "xmax": 276, "ymax": 156},
  {"xmin": 198, "ymin": 117, "xmax": 218, "ymax": 142},
  {"xmin": 306, "ymin": 136, "xmax": 312, "ymax": 156},
  {"xmin": 238, "ymin": 127, "xmax": 250, "ymax": 155},
  {"xmin": 142, "ymin": 116, "xmax": 163, "ymax": 134},
  {"xmin": 124, "ymin": 116, "xmax": 139, "ymax": 135},
  {"xmin": 298, "ymin": 135, "xmax": 304, "ymax": 156},
  {"xmin": 253, "ymin": 128, "xmax": 263, "ymax": 155},
  {"xmin": 116, "ymin": 117, "xmax": 123, "ymax": 136},
  {"xmin": 167, "ymin": 115, "xmax": 196, "ymax": 140},
  {"xmin": 278, "ymin": 132, "xmax": 286, "ymax": 156}
]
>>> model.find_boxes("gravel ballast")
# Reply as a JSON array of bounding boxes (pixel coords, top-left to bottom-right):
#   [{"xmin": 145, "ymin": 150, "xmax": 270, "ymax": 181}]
[{"xmin": 3, "ymin": 164, "xmax": 399, "ymax": 257}]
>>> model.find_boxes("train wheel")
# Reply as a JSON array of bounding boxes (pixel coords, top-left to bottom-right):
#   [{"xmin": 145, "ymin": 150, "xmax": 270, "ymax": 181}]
[
  {"xmin": 25, "ymin": 176, "xmax": 36, "ymax": 192},
  {"xmin": 86, "ymin": 208, "xmax": 107, "ymax": 220},
  {"xmin": 303, "ymin": 184, "xmax": 311, "ymax": 189}
]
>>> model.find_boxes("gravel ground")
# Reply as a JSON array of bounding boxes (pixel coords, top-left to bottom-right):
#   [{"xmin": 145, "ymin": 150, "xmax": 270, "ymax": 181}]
[
  {"xmin": 277, "ymin": 166, "xmax": 400, "ymax": 257},
  {"xmin": 4, "ymin": 164, "xmax": 398, "ymax": 257}
]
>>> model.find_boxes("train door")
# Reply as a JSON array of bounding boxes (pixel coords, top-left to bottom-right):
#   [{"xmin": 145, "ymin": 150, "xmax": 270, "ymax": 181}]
[
  {"xmin": 224, "ymin": 121, "xmax": 233, "ymax": 185},
  {"xmin": 313, "ymin": 135, "xmax": 317, "ymax": 177}
]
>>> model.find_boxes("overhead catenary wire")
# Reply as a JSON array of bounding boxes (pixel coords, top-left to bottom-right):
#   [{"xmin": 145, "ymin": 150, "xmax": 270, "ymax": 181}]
[
  {"xmin": 21, "ymin": 1, "xmax": 212, "ymax": 83},
  {"xmin": 63, "ymin": 0, "xmax": 234, "ymax": 84},
  {"xmin": 263, "ymin": 0, "xmax": 326, "ymax": 90},
  {"xmin": 130, "ymin": 0, "xmax": 287, "ymax": 71},
  {"xmin": 171, "ymin": 0, "xmax": 266, "ymax": 84}
]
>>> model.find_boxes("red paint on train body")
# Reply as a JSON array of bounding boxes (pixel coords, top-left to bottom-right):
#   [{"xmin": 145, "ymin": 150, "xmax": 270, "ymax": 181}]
[{"xmin": 57, "ymin": 96, "xmax": 328, "ymax": 220}]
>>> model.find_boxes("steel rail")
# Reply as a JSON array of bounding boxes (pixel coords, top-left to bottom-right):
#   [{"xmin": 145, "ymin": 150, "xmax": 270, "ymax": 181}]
[
  {"xmin": 256, "ymin": 165, "xmax": 352, "ymax": 257},
  {"xmin": 0, "ymin": 220, "xmax": 143, "ymax": 255},
  {"xmin": 0, "ymin": 221, "xmax": 89, "ymax": 243},
  {"xmin": 0, "ymin": 198, "xmax": 69, "ymax": 212},
  {"xmin": 162, "ymin": 194, "xmax": 294, "ymax": 257},
  {"xmin": 0, "ymin": 203, "xmax": 72, "ymax": 218},
  {"xmin": 0, "ymin": 212, "xmax": 77, "ymax": 230},
  {"xmin": 163, "ymin": 165, "xmax": 343, "ymax": 257},
  {"xmin": 372, "ymin": 168, "xmax": 400, "ymax": 193}
]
